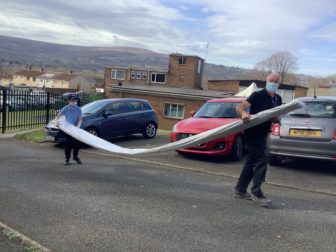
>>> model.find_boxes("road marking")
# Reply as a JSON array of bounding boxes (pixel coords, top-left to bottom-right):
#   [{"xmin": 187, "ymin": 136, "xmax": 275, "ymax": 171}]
[
  {"xmin": 0, "ymin": 221, "xmax": 51, "ymax": 252},
  {"xmin": 82, "ymin": 150, "xmax": 336, "ymax": 197}
]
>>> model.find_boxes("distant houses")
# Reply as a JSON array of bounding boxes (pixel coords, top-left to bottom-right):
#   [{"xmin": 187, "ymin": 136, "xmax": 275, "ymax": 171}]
[{"xmin": 0, "ymin": 69, "xmax": 94, "ymax": 93}]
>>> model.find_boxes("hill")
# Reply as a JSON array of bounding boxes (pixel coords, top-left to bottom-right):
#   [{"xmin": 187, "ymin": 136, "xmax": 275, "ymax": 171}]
[{"xmin": 0, "ymin": 35, "xmax": 249, "ymax": 79}]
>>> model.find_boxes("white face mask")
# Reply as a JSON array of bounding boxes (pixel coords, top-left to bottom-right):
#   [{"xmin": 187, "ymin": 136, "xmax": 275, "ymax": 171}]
[{"xmin": 68, "ymin": 101, "xmax": 76, "ymax": 107}]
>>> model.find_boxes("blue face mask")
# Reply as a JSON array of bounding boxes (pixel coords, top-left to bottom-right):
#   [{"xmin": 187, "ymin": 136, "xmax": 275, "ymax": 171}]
[{"xmin": 266, "ymin": 82, "xmax": 279, "ymax": 93}]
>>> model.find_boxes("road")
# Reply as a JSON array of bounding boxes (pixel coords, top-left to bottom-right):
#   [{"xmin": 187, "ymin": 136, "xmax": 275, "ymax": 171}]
[{"xmin": 0, "ymin": 137, "xmax": 335, "ymax": 251}]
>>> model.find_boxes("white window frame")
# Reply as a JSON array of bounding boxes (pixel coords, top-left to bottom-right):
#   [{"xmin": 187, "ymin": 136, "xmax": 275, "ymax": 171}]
[
  {"xmin": 111, "ymin": 69, "xmax": 125, "ymax": 80},
  {"xmin": 179, "ymin": 57, "xmax": 186, "ymax": 65},
  {"xmin": 142, "ymin": 71, "xmax": 147, "ymax": 80},
  {"xmin": 151, "ymin": 73, "xmax": 166, "ymax": 84},
  {"xmin": 130, "ymin": 71, "xmax": 135, "ymax": 79},
  {"xmin": 136, "ymin": 71, "xmax": 141, "ymax": 79},
  {"xmin": 163, "ymin": 103, "xmax": 185, "ymax": 119}
]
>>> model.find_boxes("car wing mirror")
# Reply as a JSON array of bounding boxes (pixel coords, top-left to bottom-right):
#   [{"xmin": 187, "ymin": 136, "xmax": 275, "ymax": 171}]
[
  {"xmin": 103, "ymin": 111, "xmax": 113, "ymax": 117},
  {"xmin": 190, "ymin": 110, "xmax": 195, "ymax": 117}
]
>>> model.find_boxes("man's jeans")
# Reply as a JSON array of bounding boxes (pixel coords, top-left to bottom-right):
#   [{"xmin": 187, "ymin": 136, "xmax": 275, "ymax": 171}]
[{"xmin": 235, "ymin": 135, "xmax": 267, "ymax": 196}]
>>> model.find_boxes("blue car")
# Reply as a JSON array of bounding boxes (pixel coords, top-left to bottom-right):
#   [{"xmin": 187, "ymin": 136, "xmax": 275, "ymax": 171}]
[{"xmin": 45, "ymin": 98, "xmax": 158, "ymax": 142}]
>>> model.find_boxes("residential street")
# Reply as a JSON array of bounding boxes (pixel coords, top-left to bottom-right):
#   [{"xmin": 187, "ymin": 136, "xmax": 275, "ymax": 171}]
[{"xmin": 0, "ymin": 137, "xmax": 335, "ymax": 251}]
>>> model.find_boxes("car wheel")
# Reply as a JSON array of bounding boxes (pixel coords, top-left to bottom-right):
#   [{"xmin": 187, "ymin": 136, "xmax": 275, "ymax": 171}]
[
  {"xmin": 230, "ymin": 135, "xmax": 244, "ymax": 161},
  {"xmin": 85, "ymin": 127, "xmax": 100, "ymax": 137},
  {"xmin": 268, "ymin": 153, "xmax": 282, "ymax": 166},
  {"xmin": 143, "ymin": 122, "xmax": 157, "ymax": 139}
]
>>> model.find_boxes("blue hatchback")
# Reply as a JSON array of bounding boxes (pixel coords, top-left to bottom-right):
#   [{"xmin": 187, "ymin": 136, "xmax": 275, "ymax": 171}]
[{"xmin": 45, "ymin": 98, "xmax": 158, "ymax": 142}]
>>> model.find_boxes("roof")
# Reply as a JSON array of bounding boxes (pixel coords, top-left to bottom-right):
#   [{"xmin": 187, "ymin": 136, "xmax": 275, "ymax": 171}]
[
  {"xmin": 52, "ymin": 73, "xmax": 78, "ymax": 81},
  {"xmin": 15, "ymin": 70, "xmax": 44, "ymax": 78},
  {"xmin": 170, "ymin": 53, "xmax": 204, "ymax": 61},
  {"xmin": 208, "ymin": 79, "xmax": 307, "ymax": 90},
  {"xmin": 105, "ymin": 65, "xmax": 168, "ymax": 73},
  {"xmin": 0, "ymin": 73, "xmax": 13, "ymax": 79},
  {"xmin": 109, "ymin": 84, "xmax": 233, "ymax": 101}
]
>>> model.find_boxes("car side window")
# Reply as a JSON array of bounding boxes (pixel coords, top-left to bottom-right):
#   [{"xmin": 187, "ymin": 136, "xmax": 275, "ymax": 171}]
[
  {"xmin": 105, "ymin": 102, "xmax": 127, "ymax": 115},
  {"xmin": 128, "ymin": 101, "xmax": 144, "ymax": 111}
]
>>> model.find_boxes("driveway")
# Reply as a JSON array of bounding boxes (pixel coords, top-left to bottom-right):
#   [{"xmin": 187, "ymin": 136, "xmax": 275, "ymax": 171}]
[{"xmin": 0, "ymin": 137, "xmax": 335, "ymax": 251}]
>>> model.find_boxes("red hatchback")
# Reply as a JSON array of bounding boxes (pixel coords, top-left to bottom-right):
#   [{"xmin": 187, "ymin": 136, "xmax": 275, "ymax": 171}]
[{"xmin": 170, "ymin": 97, "xmax": 245, "ymax": 160}]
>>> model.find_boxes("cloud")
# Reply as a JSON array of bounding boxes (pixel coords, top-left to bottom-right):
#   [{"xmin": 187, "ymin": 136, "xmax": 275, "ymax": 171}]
[{"xmin": 0, "ymin": 0, "xmax": 335, "ymax": 75}]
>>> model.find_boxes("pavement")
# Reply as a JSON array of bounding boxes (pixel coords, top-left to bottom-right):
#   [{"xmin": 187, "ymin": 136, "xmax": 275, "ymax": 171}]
[{"xmin": 0, "ymin": 134, "xmax": 336, "ymax": 251}]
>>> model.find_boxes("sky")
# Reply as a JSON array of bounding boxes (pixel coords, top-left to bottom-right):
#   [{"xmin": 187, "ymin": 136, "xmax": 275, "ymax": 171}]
[{"xmin": 0, "ymin": 0, "xmax": 336, "ymax": 76}]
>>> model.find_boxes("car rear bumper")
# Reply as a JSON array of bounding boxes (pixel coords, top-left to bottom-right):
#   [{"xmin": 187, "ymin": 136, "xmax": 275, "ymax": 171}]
[{"xmin": 268, "ymin": 136, "xmax": 336, "ymax": 161}]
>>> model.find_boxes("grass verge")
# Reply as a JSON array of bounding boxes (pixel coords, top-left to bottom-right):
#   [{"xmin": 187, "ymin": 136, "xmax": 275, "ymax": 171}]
[{"xmin": 15, "ymin": 129, "xmax": 45, "ymax": 142}]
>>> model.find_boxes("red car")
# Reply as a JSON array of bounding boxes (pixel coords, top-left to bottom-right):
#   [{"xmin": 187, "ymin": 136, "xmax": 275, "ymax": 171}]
[{"xmin": 170, "ymin": 97, "xmax": 245, "ymax": 160}]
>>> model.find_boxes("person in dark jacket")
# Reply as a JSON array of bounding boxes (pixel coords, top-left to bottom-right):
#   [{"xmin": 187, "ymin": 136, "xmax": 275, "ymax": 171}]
[
  {"xmin": 234, "ymin": 73, "xmax": 282, "ymax": 206},
  {"xmin": 56, "ymin": 94, "xmax": 83, "ymax": 165}
]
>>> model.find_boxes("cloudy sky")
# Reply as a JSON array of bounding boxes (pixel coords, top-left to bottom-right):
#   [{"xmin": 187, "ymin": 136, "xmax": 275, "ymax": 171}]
[{"xmin": 1, "ymin": 0, "xmax": 335, "ymax": 76}]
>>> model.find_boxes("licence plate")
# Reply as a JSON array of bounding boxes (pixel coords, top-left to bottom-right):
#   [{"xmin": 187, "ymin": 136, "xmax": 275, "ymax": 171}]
[
  {"xmin": 45, "ymin": 135, "xmax": 55, "ymax": 141},
  {"xmin": 289, "ymin": 129, "xmax": 321, "ymax": 137}
]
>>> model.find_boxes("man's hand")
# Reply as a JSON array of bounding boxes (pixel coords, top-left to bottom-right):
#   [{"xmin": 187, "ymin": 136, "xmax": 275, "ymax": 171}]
[{"xmin": 241, "ymin": 111, "xmax": 250, "ymax": 123}]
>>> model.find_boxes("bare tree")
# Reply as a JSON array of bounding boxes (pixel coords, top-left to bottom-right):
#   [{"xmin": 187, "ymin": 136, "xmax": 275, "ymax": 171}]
[{"xmin": 255, "ymin": 51, "xmax": 298, "ymax": 83}]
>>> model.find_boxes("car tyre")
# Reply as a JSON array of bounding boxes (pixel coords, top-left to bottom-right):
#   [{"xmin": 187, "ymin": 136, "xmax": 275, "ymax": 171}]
[
  {"xmin": 230, "ymin": 135, "xmax": 244, "ymax": 161},
  {"xmin": 143, "ymin": 122, "xmax": 157, "ymax": 139},
  {"xmin": 268, "ymin": 153, "xmax": 282, "ymax": 166},
  {"xmin": 85, "ymin": 127, "xmax": 100, "ymax": 137}
]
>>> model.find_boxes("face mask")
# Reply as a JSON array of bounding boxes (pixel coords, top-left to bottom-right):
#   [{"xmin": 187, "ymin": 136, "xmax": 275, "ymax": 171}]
[
  {"xmin": 266, "ymin": 82, "xmax": 279, "ymax": 93},
  {"xmin": 68, "ymin": 101, "xmax": 76, "ymax": 107}
]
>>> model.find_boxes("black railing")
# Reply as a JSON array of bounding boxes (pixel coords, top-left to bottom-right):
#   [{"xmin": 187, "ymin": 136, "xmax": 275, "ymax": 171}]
[{"xmin": 0, "ymin": 88, "xmax": 67, "ymax": 133}]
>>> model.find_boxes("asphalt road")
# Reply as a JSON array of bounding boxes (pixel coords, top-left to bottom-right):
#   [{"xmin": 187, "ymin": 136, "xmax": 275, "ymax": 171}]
[{"xmin": 0, "ymin": 137, "xmax": 335, "ymax": 251}]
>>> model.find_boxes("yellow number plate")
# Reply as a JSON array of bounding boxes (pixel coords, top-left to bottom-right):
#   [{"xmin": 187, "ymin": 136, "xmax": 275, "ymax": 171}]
[{"xmin": 289, "ymin": 129, "xmax": 321, "ymax": 137}]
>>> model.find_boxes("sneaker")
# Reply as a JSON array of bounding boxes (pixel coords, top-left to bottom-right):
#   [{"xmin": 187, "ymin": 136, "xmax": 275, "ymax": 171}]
[
  {"xmin": 251, "ymin": 193, "xmax": 272, "ymax": 206},
  {"xmin": 73, "ymin": 157, "xmax": 82, "ymax": 165},
  {"xmin": 234, "ymin": 190, "xmax": 252, "ymax": 200},
  {"xmin": 64, "ymin": 160, "xmax": 70, "ymax": 165}
]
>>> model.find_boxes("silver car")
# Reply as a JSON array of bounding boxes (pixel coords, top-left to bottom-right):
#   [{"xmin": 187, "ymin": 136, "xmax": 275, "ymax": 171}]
[{"xmin": 268, "ymin": 96, "xmax": 336, "ymax": 166}]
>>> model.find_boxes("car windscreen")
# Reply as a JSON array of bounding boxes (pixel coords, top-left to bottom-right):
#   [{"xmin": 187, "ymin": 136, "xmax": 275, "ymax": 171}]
[
  {"xmin": 286, "ymin": 101, "xmax": 336, "ymax": 118},
  {"xmin": 194, "ymin": 102, "xmax": 240, "ymax": 118},
  {"xmin": 81, "ymin": 100, "xmax": 109, "ymax": 114}
]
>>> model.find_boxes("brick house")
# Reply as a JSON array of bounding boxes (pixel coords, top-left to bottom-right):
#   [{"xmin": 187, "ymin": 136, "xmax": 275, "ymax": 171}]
[
  {"xmin": 208, "ymin": 79, "xmax": 308, "ymax": 103},
  {"xmin": 105, "ymin": 54, "xmax": 231, "ymax": 130}
]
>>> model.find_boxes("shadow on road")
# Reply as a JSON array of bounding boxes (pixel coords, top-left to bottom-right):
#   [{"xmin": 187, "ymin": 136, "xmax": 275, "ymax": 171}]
[{"xmin": 280, "ymin": 158, "xmax": 336, "ymax": 175}]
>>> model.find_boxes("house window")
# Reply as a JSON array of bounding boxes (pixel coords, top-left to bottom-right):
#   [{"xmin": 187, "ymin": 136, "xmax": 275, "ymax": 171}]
[
  {"xmin": 276, "ymin": 89, "xmax": 294, "ymax": 103},
  {"xmin": 130, "ymin": 71, "xmax": 135, "ymax": 79},
  {"xmin": 163, "ymin": 103, "xmax": 185, "ymax": 119},
  {"xmin": 136, "ymin": 71, "xmax": 141, "ymax": 79},
  {"xmin": 151, "ymin": 73, "xmax": 166, "ymax": 84},
  {"xmin": 179, "ymin": 57, "xmax": 186, "ymax": 65},
  {"xmin": 111, "ymin": 69, "xmax": 125, "ymax": 80},
  {"xmin": 142, "ymin": 71, "xmax": 147, "ymax": 79},
  {"xmin": 33, "ymin": 77, "xmax": 36, "ymax": 81},
  {"xmin": 27, "ymin": 77, "xmax": 30, "ymax": 81}
]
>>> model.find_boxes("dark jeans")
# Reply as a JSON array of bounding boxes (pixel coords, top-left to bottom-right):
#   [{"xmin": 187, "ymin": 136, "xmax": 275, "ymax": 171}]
[
  {"xmin": 235, "ymin": 134, "xmax": 267, "ymax": 196},
  {"xmin": 64, "ymin": 133, "xmax": 80, "ymax": 161}
]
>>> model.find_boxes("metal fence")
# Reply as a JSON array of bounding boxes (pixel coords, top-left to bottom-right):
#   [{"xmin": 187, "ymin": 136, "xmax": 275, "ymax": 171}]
[
  {"xmin": 0, "ymin": 88, "xmax": 65, "ymax": 133},
  {"xmin": 0, "ymin": 88, "xmax": 104, "ymax": 133}
]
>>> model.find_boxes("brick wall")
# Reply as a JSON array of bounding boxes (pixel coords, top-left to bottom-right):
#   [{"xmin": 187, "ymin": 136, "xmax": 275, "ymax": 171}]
[{"xmin": 167, "ymin": 55, "xmax": 203, "ymax": 89}]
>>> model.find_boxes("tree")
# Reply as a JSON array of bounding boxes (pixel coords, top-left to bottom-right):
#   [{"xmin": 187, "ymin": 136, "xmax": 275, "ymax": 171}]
[{"xmin": 255, "ymin": 51, "xmax": 298, "ymax": 83}]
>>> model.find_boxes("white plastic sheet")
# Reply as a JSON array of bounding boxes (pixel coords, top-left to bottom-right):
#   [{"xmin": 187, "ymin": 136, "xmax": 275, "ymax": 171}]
[{"xmin": 56, "ymin": 100, "xmax": 303, "ymax": 155}]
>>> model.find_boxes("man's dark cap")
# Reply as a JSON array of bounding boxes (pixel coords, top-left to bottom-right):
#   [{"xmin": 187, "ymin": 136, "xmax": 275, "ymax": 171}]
[{"xmin": 67, "ymin": 94, "xmax": 76, "ymax": 100}]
